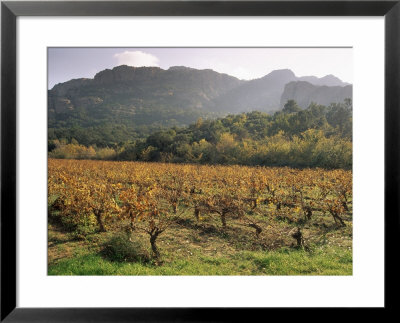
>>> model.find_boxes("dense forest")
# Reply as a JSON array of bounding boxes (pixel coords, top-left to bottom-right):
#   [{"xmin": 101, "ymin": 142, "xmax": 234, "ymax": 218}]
[{"xmin": 48, "ymin": 99, "xmax": 352, "ymax": 169}]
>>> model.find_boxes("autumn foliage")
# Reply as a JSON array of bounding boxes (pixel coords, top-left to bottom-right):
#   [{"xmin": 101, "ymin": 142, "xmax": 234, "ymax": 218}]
[{"xmin": 48, "ymin": 159, "xmax": 352, "ymax": 258}]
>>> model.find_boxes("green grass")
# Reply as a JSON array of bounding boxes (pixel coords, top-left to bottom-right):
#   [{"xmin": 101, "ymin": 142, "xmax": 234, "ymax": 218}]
[
  {"xmin": 48, "ymin": 206, "xmax": 352, "ymax": 276},
  {"xmin": 48, "ymin": 245, "xmax": 352, "ymax": 276}
]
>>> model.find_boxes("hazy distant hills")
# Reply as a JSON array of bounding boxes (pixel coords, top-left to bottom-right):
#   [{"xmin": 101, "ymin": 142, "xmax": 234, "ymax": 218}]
[
  {"xmin": 48, "ymin": 65, "xmax": 352, "ymax": 134},
  {"xmin": 280, "ymin": 81, "xmax": 353, "ymax": 109},
  {"xmin": 297, "ymin": 74, "xmax": 350, "ymax": 87},
  {"xmin": 212, "ymin": 69, "xmax": 351, "ymax": 113},
  {"xmin": 210, "ymin": 69, "xmax": 297, "ymax": 113}
]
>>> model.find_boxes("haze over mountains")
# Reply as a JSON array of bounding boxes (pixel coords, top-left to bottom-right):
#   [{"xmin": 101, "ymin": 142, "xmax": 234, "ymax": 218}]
[
  {"xmin": 48, "ymin": 65, "xmax": 352, "ymax": 135},
  {"xmin": 280, "ymin": 81, "xmax": 352, "ymax": 109}
]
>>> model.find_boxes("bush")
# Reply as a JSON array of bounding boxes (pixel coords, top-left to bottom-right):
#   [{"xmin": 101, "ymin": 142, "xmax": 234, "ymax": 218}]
[
  {"xmin": 62, "ymin": 212, "xmax": 98, "ymax": 240},
  {"xmin": 48, "ymin": 198, "xmax": 98, "ymax": 239},
  {"xmin": 49, "ymin": 143, "xmax": 97, "ymax": 159},
  {"xmin": 102, "ymin": 234, "xmax": 150, "ymax": 263},
  {"xmin": 96, "ymin": 147, "xmax": 117, "ymax": 160},
  {"xmin": 72, "ymin": 215, "xmax": 99, "ymax": 239}
]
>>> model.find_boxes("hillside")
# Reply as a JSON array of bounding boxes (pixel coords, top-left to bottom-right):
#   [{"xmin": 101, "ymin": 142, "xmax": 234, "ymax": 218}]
[
  {"xmin": 48, "ymin": 65, "xmax": 352, "ymax": 146},
  {"xmin": 280, "ymin": 81, "xmax": 353, "ymax": 109},
  {"xmin": 210, "ymin": 69, "xmax": 298, "ymax": 113}
]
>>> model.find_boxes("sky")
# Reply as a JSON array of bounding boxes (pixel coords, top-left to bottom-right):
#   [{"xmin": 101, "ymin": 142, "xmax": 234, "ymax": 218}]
[{"xmin": 48, "ymin": 47, "xmax": 352, "ymax": 89}]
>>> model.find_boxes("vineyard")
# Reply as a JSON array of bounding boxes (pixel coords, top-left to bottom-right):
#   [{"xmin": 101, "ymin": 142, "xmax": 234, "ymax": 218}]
[{"xmin": 48, "ymin": 158, "xmax": 352, "ymax": 275}]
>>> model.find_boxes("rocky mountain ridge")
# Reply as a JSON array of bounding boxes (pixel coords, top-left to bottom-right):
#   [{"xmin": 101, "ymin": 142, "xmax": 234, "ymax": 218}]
[{"xmin": 49, "ymin": 65, "xmax": 352, "ymax": 130}]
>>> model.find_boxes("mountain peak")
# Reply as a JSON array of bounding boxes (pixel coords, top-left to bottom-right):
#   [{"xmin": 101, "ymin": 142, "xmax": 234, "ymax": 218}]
[
  {"xmin": 267, "ymin": 69, "xmax": 296, "ymax": 77},
  {"xmin": 320, "ymin": 74, "xmax": 340, "ymax": 81},
  {"xmin": 319, "ymin": 74, "xmax": 348, "ymax": 85},
  {"xmin": 261, "ymin": 69, "xmax": 296, "ymax": 83},
  {"xmin": 298, "ymin": 74, "xmax": 348, "ymax": 87}
]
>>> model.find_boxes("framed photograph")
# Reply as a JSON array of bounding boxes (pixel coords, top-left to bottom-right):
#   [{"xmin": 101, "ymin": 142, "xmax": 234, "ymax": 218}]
[{"xmin": 1, "ymin": 0, "xmax": 399, "ymax": 321}]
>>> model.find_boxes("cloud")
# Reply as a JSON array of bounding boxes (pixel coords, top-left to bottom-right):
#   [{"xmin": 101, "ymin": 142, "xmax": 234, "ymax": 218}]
[{"xmin": 114, "ymin": 51, "xmax": 160, "ymax": 67}]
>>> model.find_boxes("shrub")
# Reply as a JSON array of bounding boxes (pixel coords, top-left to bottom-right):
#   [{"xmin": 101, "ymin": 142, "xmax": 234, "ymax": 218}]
[{"xmin": 102, "ymin": 234, "xmax": 150, "ymax": 263}]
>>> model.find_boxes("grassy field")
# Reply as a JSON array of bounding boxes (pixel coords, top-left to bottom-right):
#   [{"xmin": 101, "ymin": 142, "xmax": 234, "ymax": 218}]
[{"xmin": 48, "ymin": 209, "xmax": 352, "ymax": 276}]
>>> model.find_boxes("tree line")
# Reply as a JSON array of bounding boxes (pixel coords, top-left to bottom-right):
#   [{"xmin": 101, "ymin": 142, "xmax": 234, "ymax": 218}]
[{"xmin": 48, "ymin": 99, "xmax": 352, "ymax": 169}]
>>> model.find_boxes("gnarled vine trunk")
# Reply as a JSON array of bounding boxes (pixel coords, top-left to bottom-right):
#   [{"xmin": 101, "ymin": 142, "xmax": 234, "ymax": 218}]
[
  {"xmin": 248, "ymin": 222, "xmax": 262, "ymax": 238},
  {"xmin": 94, "ymin": 210, "xmax": 106, "ymax": 232},
  {"xmin": 292, "ymin": 227, "xmax": 304, "ymax": 248},
  {"xmin": 150, "ymin": 234, "xmax": 160, "ymax": 259},
  {"xmin": 221, "ymin": 211, "xmax": 227, "ymax": 228},
  {"xmin": 194, "ymin": 207, "xmax": 200, "ymax": 221},
  {"xmin": 330, "ymin": 210, "xmax": 346, "ymax": 227},
  {"xmin": 149, "ymin": 228, "xmax": 164, "ymax": 259}
]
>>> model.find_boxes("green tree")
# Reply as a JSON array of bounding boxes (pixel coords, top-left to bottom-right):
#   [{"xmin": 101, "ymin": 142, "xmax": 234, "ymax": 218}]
[{"xmin": 282, "ymin": 100, "xmax": 301, "ymax": 114}]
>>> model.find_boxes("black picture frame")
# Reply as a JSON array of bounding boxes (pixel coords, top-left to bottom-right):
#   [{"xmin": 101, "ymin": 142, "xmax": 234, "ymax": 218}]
[{"xmin": 1, "ymin": 1, "xmax": 399, "ymax": 321}]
